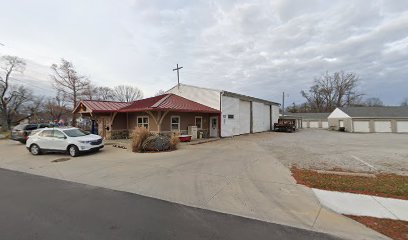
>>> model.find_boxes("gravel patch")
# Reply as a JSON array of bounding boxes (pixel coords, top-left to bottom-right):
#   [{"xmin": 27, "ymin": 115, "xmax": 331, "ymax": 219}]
[{"xmin": 259, "ymin": 129, "xmax": 408, "ymax": 175}]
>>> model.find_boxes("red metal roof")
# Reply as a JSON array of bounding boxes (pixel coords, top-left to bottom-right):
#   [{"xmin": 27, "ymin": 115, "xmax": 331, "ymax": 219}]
[
  {"xmin": 119, "ymin": 94, "xmax": 220, "ymax": 113},
  {"xmin": 75, "ymin": 94, "xmax": 220, "ymax": 114},
  {"xmin": 78, "ymin": 100, "xmax": 131, "ymax": 113}
]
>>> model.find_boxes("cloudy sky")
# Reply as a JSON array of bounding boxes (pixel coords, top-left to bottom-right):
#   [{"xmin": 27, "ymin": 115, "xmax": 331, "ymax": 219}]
[{"xmin": 1, "ymin": 0, "xmax": 407, "ymax": 105}]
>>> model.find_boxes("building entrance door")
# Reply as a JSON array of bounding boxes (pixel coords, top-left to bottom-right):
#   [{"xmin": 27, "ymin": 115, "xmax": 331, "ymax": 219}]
[{"xmin": 210, "ymin": 116, "xmax": 218, "ymax": 137}]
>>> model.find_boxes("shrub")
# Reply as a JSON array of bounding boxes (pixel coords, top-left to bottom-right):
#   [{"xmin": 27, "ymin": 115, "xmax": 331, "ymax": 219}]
[
  {"xmin": 131, "ymin": 127, "xmax": 151, "ymax": 152},
  {"xmin": 170, "ymin": 132, "xmax": 180, "ymax": 150},
  {"xmin": 142, "ymin": 135, "xmax": 171, "ymax": 152},
  {"xmin": 111, "ymin": 130, "xmax": 129, "ymax": 139}
]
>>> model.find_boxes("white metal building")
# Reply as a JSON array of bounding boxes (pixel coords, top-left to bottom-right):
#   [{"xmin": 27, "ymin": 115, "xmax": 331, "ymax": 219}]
[
  {"xmin": 287, "ymin": 112, "xmax": 331, "ymax": 129},
  {"xmin": 167, "ymin": 84, "xmax": 280, "ymax": 137},
  {"xmin": 328, "ymin": 107, "xmax": 408, "ymax": 133}
]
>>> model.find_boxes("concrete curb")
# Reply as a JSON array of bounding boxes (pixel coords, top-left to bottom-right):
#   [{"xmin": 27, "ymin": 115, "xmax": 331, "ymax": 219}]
[{"xmin": 312, "ymin": 188, "xmax": 408, "ymax": 221}]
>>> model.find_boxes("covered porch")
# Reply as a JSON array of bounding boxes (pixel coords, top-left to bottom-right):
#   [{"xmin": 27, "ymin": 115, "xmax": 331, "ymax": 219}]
[{"xmin": 74, "ymin": 94, "xmax": 221, "ymax": 140}]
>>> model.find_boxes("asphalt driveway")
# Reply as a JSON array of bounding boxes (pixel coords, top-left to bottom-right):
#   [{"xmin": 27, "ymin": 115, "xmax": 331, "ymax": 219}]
[{"xmin": 0, "ymin": 134, "xmax": 387, "ymax": 240}]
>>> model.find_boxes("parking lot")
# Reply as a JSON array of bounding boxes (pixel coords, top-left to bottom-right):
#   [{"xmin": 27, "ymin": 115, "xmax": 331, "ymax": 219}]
[
  {"xmin": 0, "ymin": 130, "xmax": 400, "ymax": 239},
  {"xmin": 262, "ymin": 129, "xmax": 408, "ymax": 175}
]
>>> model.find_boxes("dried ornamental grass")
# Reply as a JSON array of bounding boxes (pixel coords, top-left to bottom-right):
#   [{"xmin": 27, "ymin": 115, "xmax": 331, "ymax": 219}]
[
  {"xmin": 132, "ymin": 127, "xmax": 150, "ymax": 152},
  {"xmin": 170, "ymin": 132, "xmax": 180, "ymax": 150}
]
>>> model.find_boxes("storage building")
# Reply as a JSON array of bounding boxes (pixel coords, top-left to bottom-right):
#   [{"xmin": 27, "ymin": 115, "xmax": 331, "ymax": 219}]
[
  {"xmin": 287, "ymin": 112, "xmax": 330, "ymax": 129},
  {"xmin": 328, "ymin": 106, "xmax": 408, "ymax": 133},
  {"xmin": 166, "ymin": 84, "xmax": 280, "ymax": 137}
]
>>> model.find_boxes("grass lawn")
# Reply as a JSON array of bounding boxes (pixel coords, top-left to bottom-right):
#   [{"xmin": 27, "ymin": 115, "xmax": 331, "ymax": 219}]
[
  {"xmin": 291, "ymin": 167, "xmax": 408, "ymax": 200},
  {"xmin": 346, "ymin": 215, "xmax": 408, "ymax": 240}
]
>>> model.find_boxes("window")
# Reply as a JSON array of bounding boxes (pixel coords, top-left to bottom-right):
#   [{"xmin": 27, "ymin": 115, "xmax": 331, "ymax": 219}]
[
  {"xmin": 53, "ymin": 130, "xmax": 66, "ymax": 139},
  {"xmin": 228, "ymin": 114, "xmax": 234, "ymax": 119},
  {"xmin": 137, "ymin": 116, "xmax": 149, "ymax": 129},
  {"xmin": 63, "ymin": 129, "xmax": 89, "ymax": 137},
  {"xmin": 39, "ymin": 130, "xmax": 53, "ymax": 137},
  {"xmin": 195, "ymin": 116, "xmax": 202, "ymax": 129},
  {"xmin": 25, "ymin": 124, "xmax": 38, "ymax": 130},
  {"xmin": 171, "ymin": 116, "xmax": 180, "ymax": 131}
]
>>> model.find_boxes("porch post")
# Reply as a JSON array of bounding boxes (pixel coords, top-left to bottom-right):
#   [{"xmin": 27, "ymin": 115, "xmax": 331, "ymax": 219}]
[{"xmin": 126, "ymin": 112, "xmax": 129, "ymax": 130}]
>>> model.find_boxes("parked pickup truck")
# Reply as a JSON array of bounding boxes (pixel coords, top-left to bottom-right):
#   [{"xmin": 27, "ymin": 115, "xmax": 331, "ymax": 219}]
[{"xmin": 274, "ymin": 119, "xmax": 296, "ymax": 133}]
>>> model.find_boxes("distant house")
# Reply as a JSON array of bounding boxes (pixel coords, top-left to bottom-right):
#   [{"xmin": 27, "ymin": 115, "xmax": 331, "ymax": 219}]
[
  {"xmin": 327, "ymin": 106, "xmax": 408, "ymax": 133},
  {"xmin": 166, "ymin": 84, "xmax": 280, "ymax": 137},
  {"xmin": 74, "ymin": 94, "xmax": 220, "ymax": 139},
  {"xmin": 284, "ymin": 112, "xmax": 331, "ymax": 129}
]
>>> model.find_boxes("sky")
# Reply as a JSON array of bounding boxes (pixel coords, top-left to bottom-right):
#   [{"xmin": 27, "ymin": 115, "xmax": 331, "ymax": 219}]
[{"xmin": 0, "ymin": 0, "xmax": 407, "ymax": 105}]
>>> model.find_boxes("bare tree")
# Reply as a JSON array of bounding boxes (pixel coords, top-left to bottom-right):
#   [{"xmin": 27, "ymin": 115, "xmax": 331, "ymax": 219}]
[
  {"xmin": 113, "ymin": 85, "xmax": 143, "ymax": 102},
  {"xmin": 0, "ymin": 55, "xmax": 27, "ymax": 131},
  {"xmin": 401, "ymin": 98, "xmax": 408, "ymax": 107},
  {"xmin": 94, "ymin": 86, "xmax": 115, "ymax": 101},
  {"xmin": 154, "ymin": 89, "xmax": 166, "ymax": 96},
  {"xmin": 300, "ymin": 71, "xmax": 363, "ymax": 112},
  {"xmin": 82, "ymin": 84, "xmax": 97, "ymax": 100},
  {"xmin": 44, "ymin": 92, "xmax": 70, "ymax": 122},
  {"xmin": 364, "ymin": 97, "xmax": 384, "ymax": 107},
  {"xmin": 50, "ymin": 59, "xmax": 90, "ymax": 126}
]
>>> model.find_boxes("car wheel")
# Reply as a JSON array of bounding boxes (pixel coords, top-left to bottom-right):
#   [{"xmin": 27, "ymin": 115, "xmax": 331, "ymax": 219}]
[
  {"xmin": 30, "ymin": 144, "xmax": 41, "ymax": 155},
  {"xmin": 68, "ymin": 145, "xmax": 80, "ymax": 157}
]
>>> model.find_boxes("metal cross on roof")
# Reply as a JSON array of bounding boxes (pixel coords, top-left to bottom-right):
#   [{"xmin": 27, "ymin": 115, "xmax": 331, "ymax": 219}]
[{"xmin": 172, "ymin": 64, "xmax": 183, "ymax": 89}]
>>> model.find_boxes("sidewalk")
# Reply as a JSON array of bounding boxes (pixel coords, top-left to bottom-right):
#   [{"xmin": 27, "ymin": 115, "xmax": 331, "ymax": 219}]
[{"xmin": 313, "ymin": 188, "xmax": 408, "ymax": 221}]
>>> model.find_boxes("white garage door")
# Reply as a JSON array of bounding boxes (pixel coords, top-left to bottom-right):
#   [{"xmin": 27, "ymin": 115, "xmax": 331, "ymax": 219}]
[
  {"xmin": 263, "ymin": 104, "xmax": 271, "ymax": 131},
  {"xmin": 374, "ymin": 121, "xmax": 392, "ymax": 133},
  {"xmin": 321, "ymin": 121, "xmax": 328, "ymax": 128},
  {"xmin": 397, "ymin": 121, "xmax": 408, "ymax": 133},
  {"xmin": 239, "ymin": 100, "xmax": 251, "ymax": 134},
  {"xmin": 252, "ymin": 102, "xmax": 264, "ymax": 133},
  {"xmin": 309, "ymin": 121, "xmax": 319, "ymax": 128},
  {"xmin": 353, "ymin": 121, "xmax": 370, "ymax": 132}
]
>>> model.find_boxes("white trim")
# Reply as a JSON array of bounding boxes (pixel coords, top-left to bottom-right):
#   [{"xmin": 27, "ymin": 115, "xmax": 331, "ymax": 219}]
[
  {"xmin": 170, "ymin": 115, "xmax": 181, "ymax": 132},
  {"xmin": 137, "ymin": 116, "xmax": 149, "ymax": 129},
  {"xmin": 195, "ymin": 116, "xmax": 203, "ymax": 129}
]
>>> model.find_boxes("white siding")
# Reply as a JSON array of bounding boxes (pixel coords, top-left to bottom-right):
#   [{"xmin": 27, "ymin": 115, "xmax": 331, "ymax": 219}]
[
  {"xmin": 309, "ymin": 121, "xmax": 319, "ymax": 128},
  {"xmin": 353, "ymin": 121, "xmax": 370, "ymax": 132},
  {"xmin": 322, "ymin": 121, "xmax": 329, "ymax": 128},
  {"xmin": 397, "ymin": 121, "xmax": 408, "ymax": 133},
  {"xmin": 252, "ymin": 102, "xmax": 264, "ymax": 132},
  {"xmin": 239, "ymin": 100, "xmax": 251, "ymax": 134},
  {"xmin": 271, "ymin": 105, "xmax": 279, "ymax": 130},
  {"xmin": 374, "ymin": 121, "xmax": 392, "ymax": 133},
  {"xmin": 221, "ymin": 96, "xmax": 240, "ymax": 137},
  {"xmin": 328, "ymin": 108, "xmax": 351, "ymax": 119},
  {"xmin": 167, "ymin": 84, "xmax": 221, "ymax": 110}
]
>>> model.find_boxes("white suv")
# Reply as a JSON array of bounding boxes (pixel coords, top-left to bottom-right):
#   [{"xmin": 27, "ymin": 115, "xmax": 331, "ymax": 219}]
[{"xmin": 26, "ymin": 127, "xmax": 104, "ymax": 157}]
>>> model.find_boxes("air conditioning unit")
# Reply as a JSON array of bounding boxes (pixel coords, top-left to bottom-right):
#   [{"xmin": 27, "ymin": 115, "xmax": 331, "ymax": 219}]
[{"xmin": 188, "ymin": 126, "xmax": 198, "ymax": 140}]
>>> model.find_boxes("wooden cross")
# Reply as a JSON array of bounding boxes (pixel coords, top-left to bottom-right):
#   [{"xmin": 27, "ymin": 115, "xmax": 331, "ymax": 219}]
[{"xmin": 173, "ymin": 64, "xmax": 183, "ymax": 89}]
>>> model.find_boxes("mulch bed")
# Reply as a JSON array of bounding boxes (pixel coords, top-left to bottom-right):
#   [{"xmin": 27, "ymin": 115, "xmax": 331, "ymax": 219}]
[
  {"xmin": 291, "ymin": 167, "xmax": 408, "ymax": 200},
  {"xmin": 346, "ymin": 215, "xmax": 408, "ymax": 240}
]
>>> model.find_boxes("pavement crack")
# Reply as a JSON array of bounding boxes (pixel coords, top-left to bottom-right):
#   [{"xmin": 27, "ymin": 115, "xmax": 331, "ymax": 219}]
[
  {"xmin": 311, "ymin": 204, "xmax": 323, "ymax": 229},
  {"xmin": 205, "ymin": 176, "xmax": 231, "ymax": 205}
]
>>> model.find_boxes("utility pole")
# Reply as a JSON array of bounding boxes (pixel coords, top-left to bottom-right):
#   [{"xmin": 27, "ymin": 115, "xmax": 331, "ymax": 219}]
[
  {"xmin": 172, "ymin": 64, "xmax": 183, "ymax": 89},
  {"xmin": 282, "ymin": 92, "xmax": 285, "ymax": 117}
]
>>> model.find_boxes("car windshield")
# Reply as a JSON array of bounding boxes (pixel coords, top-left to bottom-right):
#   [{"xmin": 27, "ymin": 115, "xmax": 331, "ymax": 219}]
[{"xmin": 63, "ymin": 129, "xmax": 90, "ymax": 137}]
